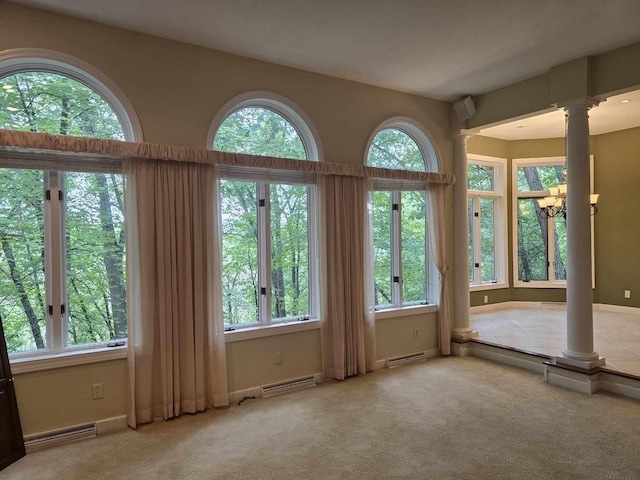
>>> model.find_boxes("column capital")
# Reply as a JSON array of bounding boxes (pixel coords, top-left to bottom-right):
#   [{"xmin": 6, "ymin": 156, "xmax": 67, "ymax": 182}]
[
  {"xmin": 555, "ymin": 96, "xmax": 600, "ymax": 113},
  {"xmin": 452, "ymin": 129, "xmax": 474, "ymax": 141}
]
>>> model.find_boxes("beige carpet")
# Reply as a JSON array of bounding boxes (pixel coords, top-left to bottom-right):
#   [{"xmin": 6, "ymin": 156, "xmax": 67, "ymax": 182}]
[{"xmin": 4, "ymin": 356, "xmax": 640, "ymax": 480}]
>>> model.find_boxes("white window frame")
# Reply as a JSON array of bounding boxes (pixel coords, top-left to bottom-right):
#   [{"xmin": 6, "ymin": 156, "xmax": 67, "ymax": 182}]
[
  {"xmin": 512, "ymin": 156, "xmax": 595, "ymax": 289},
  {"xmin": 0, "ymin": 52, "xmax": 139, "ymax": 369},
  {"xmin": 468, "ymin": 155, "xmax": 508, "ymax": 291},
  {"xmin": 365, "ymin": 117, "xmax": 441, "ymax": 315},
  {"xmin": 210, "ymin": 94, "xmax": 322, "ymax": 332}
]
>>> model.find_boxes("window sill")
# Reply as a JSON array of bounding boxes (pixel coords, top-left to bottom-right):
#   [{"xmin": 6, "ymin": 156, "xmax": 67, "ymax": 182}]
[
  {"xmin": 470, "ymin": 282, "xmax": 509, "ymax": 292},
  {"xmin": 224, "ymin": 319, "xmax": 321, "ymax": 343},
  {"xmin": 514, "ymin": 281, "xmax": 567, "ymax": 289},
  {"xmin": 9, "ymin": 346, "xmax": 128, "ymax": 375},
  {"xmin": 375, "ymin": 304, "xmax": 438, "ymax": 320}
]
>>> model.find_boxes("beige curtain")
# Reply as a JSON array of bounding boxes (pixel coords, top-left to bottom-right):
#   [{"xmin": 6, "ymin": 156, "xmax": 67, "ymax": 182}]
[
  {"xmin": 427, "ymin": 183, "xmax": 451, "ymax": 355},
  {"xmin": 320, "ymin": 175, "xmax": 374, "ymax": 380},
  {"xmin": 124, "ymin": 159, "xmax": 228, "ymax": 427}
]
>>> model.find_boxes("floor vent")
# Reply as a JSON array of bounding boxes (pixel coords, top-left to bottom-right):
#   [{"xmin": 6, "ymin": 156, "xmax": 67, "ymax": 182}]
[
  {"xmin": 24, "ymin": 423, "xmax": 96, "ymax": 452},
  {"xmin": 386, "ymin": 352, "xmax": 427, "ymax": 368},
  {"xmin": 261, "ymin": 375, "xmax": 317, "ymax": 398}
]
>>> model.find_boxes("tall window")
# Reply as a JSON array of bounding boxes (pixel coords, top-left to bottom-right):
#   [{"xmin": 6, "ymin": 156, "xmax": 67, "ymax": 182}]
[
  {"xmin": 214, "ymin": 104, "xmax": 317, "ymax": 328},
  {"xmin": 367, "ymin": 125, "xmax": 433, "ymax": 309},
  {"xmin": 468, "ymin": 156, "xmax": 507, "ymax": 287},
  {"xmin": 513, "ymin": 156, "xmax": 592, "ymax": 286},
  {"xmin": 0, "ymin": 70, "xmax": 128, "ymax": 355}
]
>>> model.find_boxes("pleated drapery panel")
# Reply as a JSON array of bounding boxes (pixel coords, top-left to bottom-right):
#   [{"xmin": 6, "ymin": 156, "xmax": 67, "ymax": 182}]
[
  {"xmin": 321, "ymin": 175, "xmax": 373, "ymax": 380},
  {"xmin": 124, "ymin": 159, "xmax": 228, "ymax": 427},
  {"xmin": 427, "ymin": 183, "xmax": 451, "ymax": 355}
]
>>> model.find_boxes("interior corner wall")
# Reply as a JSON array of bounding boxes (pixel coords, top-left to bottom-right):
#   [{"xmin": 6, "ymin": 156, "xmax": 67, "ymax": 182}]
[
  {"xmin": 469, "ymin": 129, "xmax": 640, "ymax": 309},
  {"xmin": 1, "ymin": 3, "xmax": 454, "ymax": 435},
  {"xmin": 592, "ymin": 126, "xmax": 640, "ymax": 307}
]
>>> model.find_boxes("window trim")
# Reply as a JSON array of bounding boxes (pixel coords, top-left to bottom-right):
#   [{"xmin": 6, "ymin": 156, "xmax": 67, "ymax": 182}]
[
  {"xmin": 0, "ymin": 48, "xmax": 143, "ymax": 142},
  {"xmin": 0, "ymin": 54, "xmax": 137, "ymax": 364},
  {"xmin": 207, "ymin": 91, "xmax": 323, "ymax": 161},
  {"xmin": 211, "ymin": 97, "xmax": 321, "ymax": 330},
  {"xmin": 467, "ymin": 154, "xmax": 508, "ymax": 291},
  {"xmin": 366, "ymin": 118, "xmax": 440, "ymax": 310},
  {"xmin": 512, "ymin": 156, "xmax": 595, "ymax": 289}
]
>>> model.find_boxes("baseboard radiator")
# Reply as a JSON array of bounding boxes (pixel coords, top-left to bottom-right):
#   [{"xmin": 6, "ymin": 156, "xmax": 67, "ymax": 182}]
[
  {"xmin": 386, "ymin": 352, "xmax": 427, "ymax": 368},
  {"xmin": 24, "ymin": 423, "xmax": 96, "ymax": 452},
  {"xmin": 261, "ymin": 375, "xmax": 317, "ymax": 398}
]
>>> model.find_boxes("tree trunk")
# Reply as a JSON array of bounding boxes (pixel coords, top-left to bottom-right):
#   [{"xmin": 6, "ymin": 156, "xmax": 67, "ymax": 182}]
[
  {"xmin": 0, "ymin": 234, "xmax": 45, "ymax": 349},
  {"xmin": 94, "ymin": 174, "xmax": 127, "ymax": 338}
]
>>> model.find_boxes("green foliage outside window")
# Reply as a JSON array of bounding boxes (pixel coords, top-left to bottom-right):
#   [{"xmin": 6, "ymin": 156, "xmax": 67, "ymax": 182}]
[
  {"xmin": 214, "ymin": 107, "xmax": 310, "ymax": 325},
  {"xmin": 0, "ymin": 71, "xmax": 126, "ymax": 352}
]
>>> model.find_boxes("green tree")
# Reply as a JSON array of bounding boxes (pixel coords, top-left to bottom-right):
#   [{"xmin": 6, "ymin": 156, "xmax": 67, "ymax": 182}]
[
  {"xmin": 214, "ymin": 107, "xmax": 310, "ymax": 324},
  {"xmin": 0, "ymin": 72, "xmax": 126, "ymax": 351}
]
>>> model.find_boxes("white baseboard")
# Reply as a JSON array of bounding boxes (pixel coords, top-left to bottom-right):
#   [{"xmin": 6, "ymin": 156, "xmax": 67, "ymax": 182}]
[
  {"xmin": 594, "ymin": 303, "xmax": 640, "ymax": 315},
  {"xmin": 600, "ymin": 372, "xmax": 640, "ymax": 400},
  {"xmin": 470, "ymin": 342, "xmax": 547, "ymax": 374},
  {"xmin": 95, "ymin": 415, "xmax": 127, "ymax": 435}
]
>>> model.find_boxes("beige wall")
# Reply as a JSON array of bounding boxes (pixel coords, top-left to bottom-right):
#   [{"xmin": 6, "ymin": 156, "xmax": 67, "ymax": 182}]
[
  {"xmin": 14, "ymin": 359, "xmax": 127, "ymax": 436},
  {"xmin": 375, "ymin": 313, "xmax": 438, "ymax": 360},
  {"xmin": 2, "ymin": 3, "xmax": 453, "ymax": 435},
  {"xmin": 469, "ymin": 128, "xmax": 640, "ymax": 308}
]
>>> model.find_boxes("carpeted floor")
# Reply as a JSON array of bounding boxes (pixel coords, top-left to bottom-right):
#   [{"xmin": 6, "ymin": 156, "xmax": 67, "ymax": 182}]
[{"xmin": 4, "ymin": 356, "xmax": 640, "ymax": 480}]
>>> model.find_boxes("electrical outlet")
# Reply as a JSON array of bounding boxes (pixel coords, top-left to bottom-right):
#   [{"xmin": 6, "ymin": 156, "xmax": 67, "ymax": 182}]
[
  {"xmin": 92, "ymin": 383, "xmax": 104, "ymax": 400},
  {"xmin": 274, "ymin": 352, "xmax": 283, "ymax": 365},
  {"xmin": 413, "ymin": 328, "xmax": 419, "ymax": 339},
  {"xmin": 484, "ymin": 295, "xmax": 489, "ymax": 304},
  {"xmin": 625, "ymin": 290, "xmax": 631, "ymax": 299}
]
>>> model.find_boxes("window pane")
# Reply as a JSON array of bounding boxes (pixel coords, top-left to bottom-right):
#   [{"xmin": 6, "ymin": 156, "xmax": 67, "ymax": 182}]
[
  {"xmin": 401, "ymin": 191, "xmax": 426, "ymax": 303},
  {"xmin": 468, "ymin": 164, "xmax": 495, "ymax": 191},
  {"xmin": 213, "ymin": 107, "xmax": 306, "ymax": 160},
  {"xmin": 373, "ymin": 191, "xmax": 392, "ymax": 306},
  {"xmin": 468, "ymin": 197, "xmax": 474, "ymax": 283},
  {"xmin": 553, "ymin": 215, "xmax": 567, "ymax": 281},
  {"xmin": 0, "ymin": 169, "xmax": 46, "ymax": 353},
  {"xmin": 480, "ymin": 198, "xmax": 495, "ymax": 282},
  {"xmin": 367, "ymin": 129, "xmax": 424, "ymax": 172},
  {"xmin": 270, "ymin": 184, "xmax": 309, "ymax": 320},
  {"xmin": 517, "ymin": 198, "xmax": 548, "ymax": 281},
  {"xmin": 0, "ymin": 72, "xmax": 124, "ymax": 140},
  {"xmin": 65, "ymin": 172, "xmax": 127, "ymax": 346},
  {"xmin": 221, "ymin": 180, "xmax": 259, "ymax": 325},
  {"xmin": 517, "ymin": 165, "xmax": 565, "ymax": 192}
]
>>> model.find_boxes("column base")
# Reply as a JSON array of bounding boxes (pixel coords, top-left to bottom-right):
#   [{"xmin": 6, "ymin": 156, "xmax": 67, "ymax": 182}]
[
  {"xmin": 451, "ymin": 329, "xmax": 478, "ymax": 342},
  {"xmin": 544, "ymin": 360, "xmax": 603, "ymax": 394},
  {"xmin": 556, "ymin": 353, "xmax": 605, "ymax": 370}
]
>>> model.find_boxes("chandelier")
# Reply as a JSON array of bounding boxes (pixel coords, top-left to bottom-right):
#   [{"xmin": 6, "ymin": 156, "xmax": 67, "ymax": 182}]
[{"xmin": 537, "ymin": 168, "xmax": 599, "ymax": 218}]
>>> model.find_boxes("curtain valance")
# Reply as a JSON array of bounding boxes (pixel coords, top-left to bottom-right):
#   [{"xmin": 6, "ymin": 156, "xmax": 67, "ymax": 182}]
[{"xmin": 0, "ymin": 130, "xmax": 455, "ymax": 185}]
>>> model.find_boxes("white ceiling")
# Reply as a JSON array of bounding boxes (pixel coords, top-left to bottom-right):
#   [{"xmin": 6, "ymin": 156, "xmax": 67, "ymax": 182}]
[
  {"xmin": 10, "ymin": 0, "xmax": 640, "ymax": 102},
  {"xmin": 11, "ymin": 0, "xmax": 640, "ymax": 139},
  {"xmin": 479, "ymin": 90, "xmax": 640, "ymax": 140}
]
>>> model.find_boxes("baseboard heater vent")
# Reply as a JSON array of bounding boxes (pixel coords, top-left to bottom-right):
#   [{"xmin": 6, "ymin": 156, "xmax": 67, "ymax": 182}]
[
  {"xmin": 261, "ymin": 375, "xmax": 317, "ymax": 398},
  {"xmin": 24, "ymin": 423, "xmax": 96, "ymax": 452},
  {"xmin": 386, "ymin": 352, "xmax": 427, "ymax": 368}
]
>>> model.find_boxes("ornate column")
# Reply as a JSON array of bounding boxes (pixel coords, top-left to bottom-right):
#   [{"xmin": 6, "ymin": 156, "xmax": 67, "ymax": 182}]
[
  {"xmin": 556, "ymin": 97, "xmax": 604, "ymax": 370},
  {"xmin": 452, "ymin": 131, "xmax": 477, "ymax": 350}
]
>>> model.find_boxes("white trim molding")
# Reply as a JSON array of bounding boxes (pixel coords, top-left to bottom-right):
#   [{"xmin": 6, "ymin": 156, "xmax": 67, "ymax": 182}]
[
  {"xmin": 0, "ymin": 48, "xmax": 143, "ymax": 142},
  {"xmin": 207, "ymin": 91, "xmax": 323, "ymax": 161},
  {"xmin": 10, "ymin": 346, "xmax": 127, "ymax": 374},
  {"xmin": 363, "ymin": 116, "xmax": 441, "ymax": 172}
]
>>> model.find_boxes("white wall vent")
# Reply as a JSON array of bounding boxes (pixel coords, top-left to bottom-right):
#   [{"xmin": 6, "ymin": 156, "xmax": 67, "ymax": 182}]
[
  {"xmin": 386, "ymin": 352, "xmax": 427, "ymax": 368},
  {"xmin": 261, "ymin": 375, "xmax": 317, "ymax": 398},
  {"xmin": 24, "ymin": 423, "xmax": 96, "ymax": 452}
]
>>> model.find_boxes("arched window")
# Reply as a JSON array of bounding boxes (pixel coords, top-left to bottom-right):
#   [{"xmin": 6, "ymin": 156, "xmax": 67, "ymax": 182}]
[
  {"xmin": 366, "ymin": 119, "xmax": 438, "ymax": 310},
  {"xmin": 0, "ymin": 51, "xmax": 138, "ymax": 357},
  {"xmin": 211, "ymin": 93, "xmax": 319, "ymax": 328}
]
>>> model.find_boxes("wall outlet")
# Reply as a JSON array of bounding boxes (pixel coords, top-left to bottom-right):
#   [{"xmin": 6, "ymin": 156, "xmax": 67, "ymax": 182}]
[
  {"xmin": 625, "ymin": 290, "xmax": 631, "ymax": 299},
  {"xmin": 92, "ymin": 383, "xmax": 104, "ymax": 400},
  {"xmin": 413, "ymin": 328, "xmax": 420, "ymax": 339},
  {"xmin": 274, "ymin": 351, "xmax": 283, "ymax": 365},
  {"xmin": 484, "ymin": 295, "xmax": 489, "ymax": 304}
]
